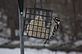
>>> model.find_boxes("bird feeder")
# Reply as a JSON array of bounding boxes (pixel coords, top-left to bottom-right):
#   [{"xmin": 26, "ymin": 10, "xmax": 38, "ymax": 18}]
[
  {"xmin": 23, "ymin": 0, "xmax": 60, "ymax": 40},
  {"xmin": 24, "ymin": 8, "xmax": 53, "ymax": 40}
]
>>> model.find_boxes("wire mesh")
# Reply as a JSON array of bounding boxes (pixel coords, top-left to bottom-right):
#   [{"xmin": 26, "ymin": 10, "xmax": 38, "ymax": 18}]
[{"xmin": 24, "ymin": 8, "xmax": 53, "ymax": 39}]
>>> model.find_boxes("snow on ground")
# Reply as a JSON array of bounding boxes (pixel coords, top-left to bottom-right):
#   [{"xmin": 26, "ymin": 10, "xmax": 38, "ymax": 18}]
[
  {"xmin": 0, "ymin": 38, "xmax": 10, "ymax": 45},
  {"xmin": 74, "ymin": 40, "xmax": 82, "ymax": 46},
  {"xmin": 0, "ymin": 48, "xmax": 81, "ymax": 54}
]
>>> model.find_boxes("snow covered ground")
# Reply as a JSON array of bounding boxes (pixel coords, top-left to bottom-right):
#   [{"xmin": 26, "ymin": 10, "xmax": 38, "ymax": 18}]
[
  {"xmin": 0, "ymin": 48, "xmax": 82, "ymax": 54},
  {"xmin": 0, "ymin": 38, "xmax": 10, "ymax": 45}
]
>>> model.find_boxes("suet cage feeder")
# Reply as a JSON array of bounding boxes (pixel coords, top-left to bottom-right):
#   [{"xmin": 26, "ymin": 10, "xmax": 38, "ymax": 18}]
[
  {"xmin": 24, "ymin": 8, "xmax": 53, "ymax": 40},
  {"xmin": 23, "ymin": 0, "xmax": 60, "ymax": 40}
]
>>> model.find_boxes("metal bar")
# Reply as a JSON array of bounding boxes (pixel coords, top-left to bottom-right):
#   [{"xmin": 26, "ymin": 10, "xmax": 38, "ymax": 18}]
[
  {"xmin": 19, "ymin": 12, "xmax": 24, "ymax": 54},
  {"xmin": 18, "ymin": 0, "xmax": 24, "ymax": 53}
]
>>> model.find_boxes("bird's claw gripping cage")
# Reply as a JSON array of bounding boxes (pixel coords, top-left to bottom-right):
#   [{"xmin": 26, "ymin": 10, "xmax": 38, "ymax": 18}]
[{"xmin": 23, "ymin": 8, "xmax": 60, "ymax": 41}]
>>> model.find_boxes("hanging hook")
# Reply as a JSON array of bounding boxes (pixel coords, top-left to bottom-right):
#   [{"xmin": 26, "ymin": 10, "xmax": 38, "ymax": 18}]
[
  {"xmin": 33, "ymin": 0, "xmax": 36, "ymax": 8},
  {"xmin": 33, "ymin": 0, "xmax": 43, "ymax": 8},
  {"xmin": 40, "ymin": 0, "xmax": 43, "ymax": 8}
]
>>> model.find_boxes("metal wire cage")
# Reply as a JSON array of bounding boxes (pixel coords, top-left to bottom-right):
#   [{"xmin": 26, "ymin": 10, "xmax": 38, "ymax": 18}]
[{"xmin": 23, "ymin": 8, "xmax": 54, "ymax": 39}]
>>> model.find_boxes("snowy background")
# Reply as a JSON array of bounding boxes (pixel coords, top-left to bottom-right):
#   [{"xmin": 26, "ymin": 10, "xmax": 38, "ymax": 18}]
[{"xmin": 0, "ymin": 48, "xmax": 81, "ymax": 54}]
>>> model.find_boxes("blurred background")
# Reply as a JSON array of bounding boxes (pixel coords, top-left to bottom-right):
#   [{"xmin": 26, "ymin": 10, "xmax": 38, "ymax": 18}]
[{"xmin": 0, "ymin": 0, "xmax": 82, "ymax": 54}]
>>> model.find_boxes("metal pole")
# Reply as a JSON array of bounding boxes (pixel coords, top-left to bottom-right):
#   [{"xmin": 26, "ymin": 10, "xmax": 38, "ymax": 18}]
[
  {"xmin": 19, "ymin": 12, "xmax": 24, "ymax": 54},
  {"xmin": 18, "ymin": 0, "xmax": 24, "ymax": 54}
]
